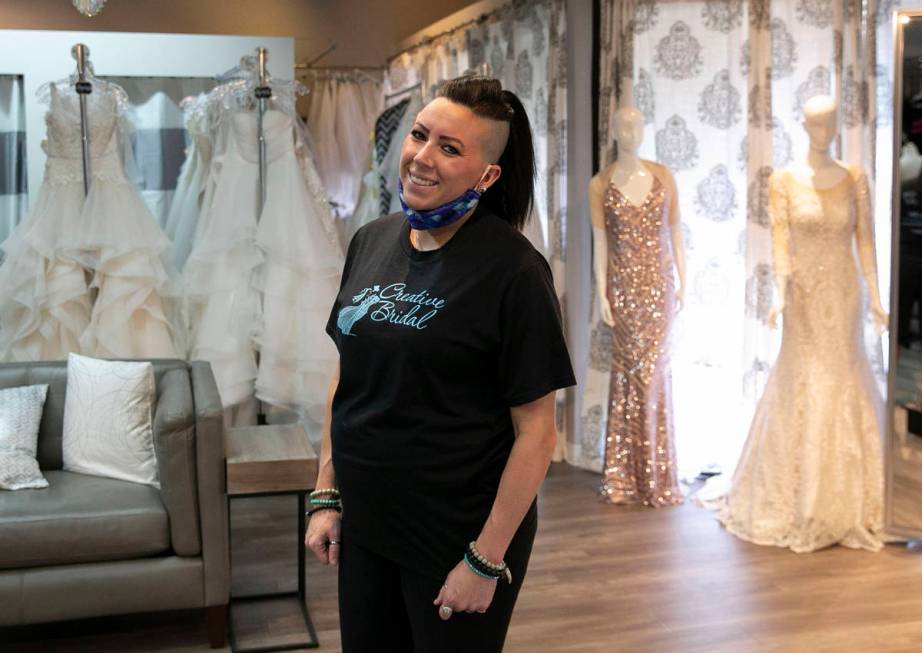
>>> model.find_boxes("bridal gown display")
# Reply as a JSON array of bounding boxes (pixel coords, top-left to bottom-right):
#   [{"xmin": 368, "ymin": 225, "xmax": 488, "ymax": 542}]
[
  {"xmin": 184, "ymin": 108, "xmax": 341, "ymax": 422},
  {"xmin": 0, "ymin": 81, "xmax": 180, "ymax": 361},
  {"xmin": 598, "ymin": 165, "xmax": 683, "ymax": 507},
  {"xmin": 164, "ymin": 94, "xmax": 210, "ymax": 271},
  {"xmin": 718, "ymin": 166, "xmax": 885, "ymax": 552}
]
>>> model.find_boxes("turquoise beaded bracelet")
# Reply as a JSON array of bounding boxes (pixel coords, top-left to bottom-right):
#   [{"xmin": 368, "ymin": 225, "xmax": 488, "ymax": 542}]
[
  {"xmin": 464, "ymin": 553, "xmax": 499, "ymax": 581},
  {"xmin": 309, "ymin": 497, "xmax": 341, "ymax": 506}
]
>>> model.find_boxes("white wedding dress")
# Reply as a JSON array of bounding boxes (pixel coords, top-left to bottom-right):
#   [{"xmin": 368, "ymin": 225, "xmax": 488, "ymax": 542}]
[
  {"xmin": 718, "ymin": 166, "xmax": 885, "ymax": 552},
  {"xmin": 0, "ymin": 81, "xmax": 180, "ymax": 361},
  {"xmin": 185, "ymin": 109, "xmax": 341, "ymax": 421},
  {"xmin": 164, "ymin": 94, "xmax": 211, "ymax": 271}
]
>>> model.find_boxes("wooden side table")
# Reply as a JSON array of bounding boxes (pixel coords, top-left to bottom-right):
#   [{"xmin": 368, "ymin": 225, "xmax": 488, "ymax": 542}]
[{"xmin": 225, "ymin": 423, "xmax": 320, "ymax": 652}]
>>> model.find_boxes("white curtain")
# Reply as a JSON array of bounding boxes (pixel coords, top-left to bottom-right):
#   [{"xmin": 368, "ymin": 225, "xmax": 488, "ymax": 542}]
[
  {"xmin": 303, "ymin": 71, "xmax": 383, "ymax": 219},
  {"xmin": 579, "ymin": 0, "xmax": 896, "ymax": 478},
  {"xmin": 386, "ymin": 0, "xmax": 569, "ymax": 452},
  {"xmin": 0, "ymin": 75, "xmax": 26, "ymax": 251}
]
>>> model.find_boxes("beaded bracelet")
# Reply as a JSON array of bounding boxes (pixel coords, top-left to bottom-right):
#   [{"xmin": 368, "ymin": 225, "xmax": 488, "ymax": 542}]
[
  {"xmin": 306, "ymin": 505, "xmax": 342, "ymax": 518},
  {"xmin": 309, "ymin": 497, "xmax": 342, "ymax": 507},
  {"xmin": 467, "ymin": 542, "xmax": 507, "ymax": 572},
  {"xmin": 464, "ymin": 553, "xmax": 499, "ymax": 581},
  {"xmin": 309, "ymin": 488, "xmax": 340, "ymax": 499},
  {"xmin": 466, "ymin": 542, "xmax": 512, "ymax": 584}
]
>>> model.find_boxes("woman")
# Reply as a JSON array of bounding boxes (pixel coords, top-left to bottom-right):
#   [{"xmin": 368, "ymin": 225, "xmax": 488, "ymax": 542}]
[{"xmin": 305, "ymin": 75, "xmax": 575, "ymax": 653}]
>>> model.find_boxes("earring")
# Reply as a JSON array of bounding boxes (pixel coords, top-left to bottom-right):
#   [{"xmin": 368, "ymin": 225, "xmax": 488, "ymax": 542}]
[{"xmin": 478, "ymin": 186, "xmax": 487, "ymax": 193}]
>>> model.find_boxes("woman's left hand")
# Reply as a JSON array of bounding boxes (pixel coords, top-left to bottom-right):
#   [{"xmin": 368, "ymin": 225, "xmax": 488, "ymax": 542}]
[{"xmin": 433, "ymin": 560, "xmax": 497, "ymax": 619}]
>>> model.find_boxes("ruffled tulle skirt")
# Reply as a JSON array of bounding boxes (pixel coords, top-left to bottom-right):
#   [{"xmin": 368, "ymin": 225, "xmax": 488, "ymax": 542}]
[
  {"xmin": 0, "ymin": 152, "xmax": 181, "ymax": 361},
  {"xmin": 185, "ymin": 144, "xmax": 341, "ymax": 421}
]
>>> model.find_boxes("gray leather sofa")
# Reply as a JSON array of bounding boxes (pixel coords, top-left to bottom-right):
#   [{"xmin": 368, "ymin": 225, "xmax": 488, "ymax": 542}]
[{"xmin": 0, "ymin": 360, "xmax": 229, "ymax": 648}]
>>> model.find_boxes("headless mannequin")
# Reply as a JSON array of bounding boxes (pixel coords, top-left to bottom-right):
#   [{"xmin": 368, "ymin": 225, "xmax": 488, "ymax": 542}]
[
  {"xmin": 590, "ymin": 107, "xmax": 686, "ymax": 327},
  {"xmin": 767, "ymin": 95, "xmax": 888, "ymax": 330}
]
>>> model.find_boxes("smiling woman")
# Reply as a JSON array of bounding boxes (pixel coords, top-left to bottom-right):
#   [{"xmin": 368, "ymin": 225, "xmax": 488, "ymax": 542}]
[{"xmin": 305, "ymin": 75, "xmax": 575, "ymax": 653}]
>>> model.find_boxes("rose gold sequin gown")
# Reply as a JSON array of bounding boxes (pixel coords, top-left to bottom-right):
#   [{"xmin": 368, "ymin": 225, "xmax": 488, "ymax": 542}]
[{"xmin": 601, "ymin": 175, "xmax": 683, "ymax": 506}]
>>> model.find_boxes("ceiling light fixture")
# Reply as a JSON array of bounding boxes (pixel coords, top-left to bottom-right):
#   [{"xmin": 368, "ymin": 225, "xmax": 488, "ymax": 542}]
[{"xmin": 73, "ymin": 0, "xmax": 107, "ymax": 17}]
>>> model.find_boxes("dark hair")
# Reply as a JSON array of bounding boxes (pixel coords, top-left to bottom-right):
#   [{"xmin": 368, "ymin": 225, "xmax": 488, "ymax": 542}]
[{"xmin": 435, "ymin": 75, "xmax": 536, "ymax": 231}]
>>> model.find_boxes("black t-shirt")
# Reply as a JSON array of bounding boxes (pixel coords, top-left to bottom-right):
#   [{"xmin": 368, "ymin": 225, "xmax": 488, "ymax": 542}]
[{"xmin": 325, "ymin": 206, "xmax": 576, "ymax": 579}]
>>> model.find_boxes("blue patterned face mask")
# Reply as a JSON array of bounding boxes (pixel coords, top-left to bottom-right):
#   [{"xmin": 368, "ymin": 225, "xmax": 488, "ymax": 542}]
[{"xmin": 398, "ymin": 169, "xmax": 489, "ymax": 231}]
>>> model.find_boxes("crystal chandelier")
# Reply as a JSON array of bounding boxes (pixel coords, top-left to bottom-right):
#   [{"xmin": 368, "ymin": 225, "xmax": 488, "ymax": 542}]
[{"xmin": 73, "ymin": 0, "xmax": 107, "ymax": 17}]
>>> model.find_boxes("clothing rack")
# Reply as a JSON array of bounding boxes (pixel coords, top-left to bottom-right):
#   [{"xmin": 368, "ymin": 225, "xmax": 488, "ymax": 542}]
[
  {"xmin": 299, "ymin": 42, "xmax": 337, "ymax": 68},
  {"xmin": 72, "ymin": 43, "xmax": 92, "ymax": 197},
  {"xmin": 255, "ymin": 47, "xmax": 271, "ymax": 217},
  {"xmin": 295, "ymin": 64, "xmax": 384, "ymax": 72},
  {"xmin": 386, "ymin": 11, "xmax": 492, "ymax": 64},
  {"xmin": 297, "ymin": 66, "xmax": 382, "ymax": 86},
  {"xmin": 384, "ymin": 81, "xmax": 421, "ymax": 104}
]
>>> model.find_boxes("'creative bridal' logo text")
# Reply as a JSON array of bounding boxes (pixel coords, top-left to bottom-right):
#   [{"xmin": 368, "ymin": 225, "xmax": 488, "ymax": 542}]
[{"xmin": 337, "ymin": 283, "xmax": 446, "ymax": 336}]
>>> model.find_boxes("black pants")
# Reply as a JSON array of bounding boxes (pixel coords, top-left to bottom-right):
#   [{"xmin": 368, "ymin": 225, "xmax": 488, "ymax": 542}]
[{"xmin": 338, "ymin": 521, "xmax": 536, "ymax": 653}]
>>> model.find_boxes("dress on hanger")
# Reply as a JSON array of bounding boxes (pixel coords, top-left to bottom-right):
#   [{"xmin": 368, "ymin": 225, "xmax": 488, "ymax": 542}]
[
  {"xmin": 184, "ymin": 108, "xmax": 341, "ymax": 422},
  {"xmin": 598, "ymin": 163, "xmax": 683, "ymax": 507},
  {"xmin": 164, "ymin": 95, "xmax": 211, "ymax": 271},
  {"xmin": 718, "ymin": 167, "xmax": 885, "ymax": 552},
  {"xmin": 0, "ymin": 81, "xmax": 180, "ymax": 361},
  {"xmin": 347, "ymin": 98, "xmax": 412, "ymax": 241}
]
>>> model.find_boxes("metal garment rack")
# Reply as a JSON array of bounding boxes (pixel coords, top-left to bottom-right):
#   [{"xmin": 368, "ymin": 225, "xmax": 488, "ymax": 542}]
[
  {"xmin": 256, "ymin": 47, "xmax": 271, "ymax": 217},
  {"xmin": 254, "ymin": 48, "xmax": 271, "ymax": 427},
  {"xmin": 73, "ymin": 43, "xmax": 92, "ymax": 197},
  {"xmin": 384, "ymin": 81, "xmax": 421, "ymax": 104}
]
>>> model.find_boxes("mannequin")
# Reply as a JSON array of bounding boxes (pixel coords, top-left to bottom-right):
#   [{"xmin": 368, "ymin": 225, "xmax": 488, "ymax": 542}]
[
  {"xmin": 592, "ymin": 108, "xmax": 686, "ymax": 325},
  {"xmin": 767, "ymin": 94, "xmax": 887, "ymax": 331},
  {"xmin": 717, "ymin": 94, "xmax": 887, "ymax": 552},
  {"xmin": 589, "ymin": 105, "xmax": 686, "ymax": 507}
]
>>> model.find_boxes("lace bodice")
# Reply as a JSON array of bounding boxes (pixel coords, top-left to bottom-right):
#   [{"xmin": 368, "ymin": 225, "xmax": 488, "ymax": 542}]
[
  {"xmin": 770, "ymin": 166, "xmax": 874, "ymax": 283},
  {"xmin": 769, "ymin": 166, "xmax": 879, "ymax": 360},
  {"xmin": 228, "ymin": 110, "xmax": 295, "ymax": 164},
  {"xmin": 41, "ymin": 82, "xmax": 127, "ymax": 160}
]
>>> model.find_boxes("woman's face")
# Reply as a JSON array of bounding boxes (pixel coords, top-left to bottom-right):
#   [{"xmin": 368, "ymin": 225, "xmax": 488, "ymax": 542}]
[{"xmin": 399, "ymin": 97, "xmax": 501, "ymax": 211}]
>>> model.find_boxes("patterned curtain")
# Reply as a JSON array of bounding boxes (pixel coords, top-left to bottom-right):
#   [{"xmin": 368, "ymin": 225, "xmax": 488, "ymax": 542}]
[
  {"xmin": 597, "ymin": 0, "xmax": 637, "ymax": 166},
  {"xmin": 579, "ymin": 0, "xmax": 898, "ymax": 477},
  {"xmin": 0, "ymin": 75, "xmax": 26, "ymax": 252},
  {"xmin": 387, "ymin": 0, "xmax": 570, "ymax": 456}
]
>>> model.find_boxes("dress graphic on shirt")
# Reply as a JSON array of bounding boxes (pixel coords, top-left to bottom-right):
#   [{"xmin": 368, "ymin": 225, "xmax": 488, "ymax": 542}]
[
  {"xmin": 337, "ymin": 287, "xmax": 381, "ymax": 336},
  {"xmin": 336, "ymin": 282, "xmax": 447, "ymax": 336}
]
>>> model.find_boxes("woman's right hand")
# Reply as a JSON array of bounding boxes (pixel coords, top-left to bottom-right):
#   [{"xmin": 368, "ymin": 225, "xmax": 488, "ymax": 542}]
[{"xmin": 305, "ymin": 509, "xmax": 342, "ymax": 565}]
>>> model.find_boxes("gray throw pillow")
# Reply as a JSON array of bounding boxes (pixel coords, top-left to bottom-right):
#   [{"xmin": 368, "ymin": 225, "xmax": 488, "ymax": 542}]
[{"xmin": 0, "ymin": 384, "xmax": 50, "ymax": 490}]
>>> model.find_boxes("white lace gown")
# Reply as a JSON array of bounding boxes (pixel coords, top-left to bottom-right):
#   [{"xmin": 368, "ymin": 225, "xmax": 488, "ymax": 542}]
[
  {"xmin": 718, "ymin": 166, "xmax": 885, "ymax": 553},
  {"xmin": 0, "ymin": 82, "xmax": 180, "ymax": 361},
  {"xmin": 185, "ymin": 109, "xmax": 341, "ymax": 421}
]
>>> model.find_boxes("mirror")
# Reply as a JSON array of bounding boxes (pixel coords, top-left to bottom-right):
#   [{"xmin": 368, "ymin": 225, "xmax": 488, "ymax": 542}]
[{"xmin": 887, "ymin": 10, "xmax": 922, "ymax": 537}]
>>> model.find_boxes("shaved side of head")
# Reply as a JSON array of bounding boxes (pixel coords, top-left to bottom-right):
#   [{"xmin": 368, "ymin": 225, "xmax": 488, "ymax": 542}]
[{"xmin": 482, "ymin": 118, "xmax": 511, "ymax": 164}]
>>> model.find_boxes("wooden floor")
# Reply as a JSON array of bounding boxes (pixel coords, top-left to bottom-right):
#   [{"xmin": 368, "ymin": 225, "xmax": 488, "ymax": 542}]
[{"xmin": 6, "ymin": 464, "xmax": 922, "ymax": 653}]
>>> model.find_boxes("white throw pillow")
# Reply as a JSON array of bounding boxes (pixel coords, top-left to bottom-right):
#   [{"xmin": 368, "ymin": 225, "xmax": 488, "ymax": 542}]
[
  {"xmin": 0, "ymin": 384, "xmax": 50, "ymax": 490},
  {"xmin": 62, "ymin": 353, "xmax": 159, "ymax": 488}
]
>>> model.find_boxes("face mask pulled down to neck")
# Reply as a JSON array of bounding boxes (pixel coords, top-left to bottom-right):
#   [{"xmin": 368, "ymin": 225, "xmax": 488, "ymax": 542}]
[{"xmin": 398, "ymin": 168, "xmax": 490, "ymax": 231}]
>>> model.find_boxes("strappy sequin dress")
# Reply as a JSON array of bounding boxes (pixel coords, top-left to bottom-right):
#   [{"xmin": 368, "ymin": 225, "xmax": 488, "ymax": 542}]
[{"xmin": 601, "ymin": 174, "xmax": 683, "ymax": 507}]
